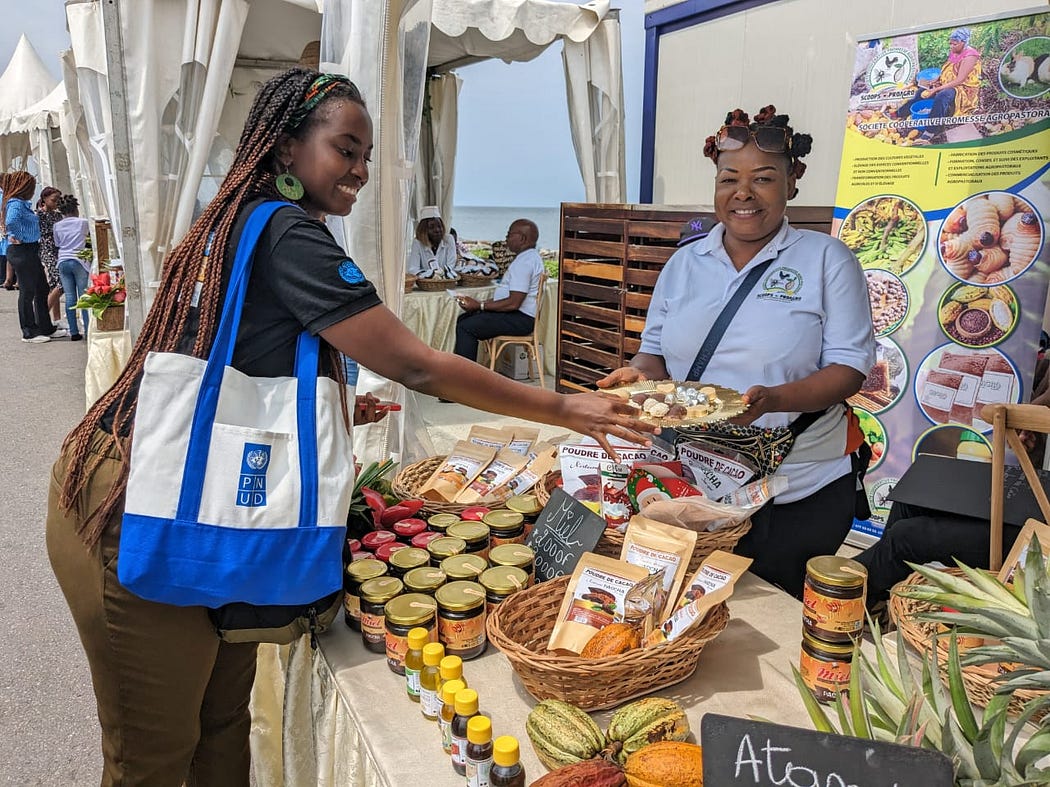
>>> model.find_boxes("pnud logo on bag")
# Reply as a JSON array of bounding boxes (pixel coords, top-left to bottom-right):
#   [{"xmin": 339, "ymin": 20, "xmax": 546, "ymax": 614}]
[{"xmin": 237, "ymin": 442, "xmax": 271, "ymax": 507}]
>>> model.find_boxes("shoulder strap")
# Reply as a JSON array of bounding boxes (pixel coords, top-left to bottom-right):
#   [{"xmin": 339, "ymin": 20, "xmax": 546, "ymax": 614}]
[{"xmin": 686, "ymin": 259, "xmax": 774, "ymax": 382}]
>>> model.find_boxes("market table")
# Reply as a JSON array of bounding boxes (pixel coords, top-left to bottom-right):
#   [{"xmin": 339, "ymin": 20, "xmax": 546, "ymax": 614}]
[
  {"xmin": 249, "ymin": 573, "xmax": 815, "ymax": 787},
  {"xmin": 401, "ymin": 280, "xmax": 558, "ymax": 379}
]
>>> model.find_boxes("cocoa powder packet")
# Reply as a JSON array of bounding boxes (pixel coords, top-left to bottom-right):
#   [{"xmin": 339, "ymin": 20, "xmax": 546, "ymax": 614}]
[
  {"xmin": 645, "ymin": 550, "xmax": 751, "ymax": 645},
  {"xmin": 507, "ymin": 427, "xmax": 540, "ymax": 456},
  {"xmin": 467, "ymin": 425, "xmax": 514, "ymax": 452},
  {"xmin": 548, "ymin": 553, "xmax": 648, "ymax": 655},
  {"xmin": 619, "ymin": 515, "xmax": 697, "ymax": 622},
  {"xmin": 488, "ymin": 442, "xmax": 557, "ymax": 501},
  {"xmin": 455, "ymin": 449, "xmax": 529, "ymax": 504},
  {"xmin": 418, "ymin": 441, "xmax": 497, "ymax": 502}
]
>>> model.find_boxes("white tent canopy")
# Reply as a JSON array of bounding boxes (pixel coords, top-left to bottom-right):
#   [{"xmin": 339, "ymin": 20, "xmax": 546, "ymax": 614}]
[{"xmin": 0, "ymin": 34, "xmax": 60, "ymax": 173}]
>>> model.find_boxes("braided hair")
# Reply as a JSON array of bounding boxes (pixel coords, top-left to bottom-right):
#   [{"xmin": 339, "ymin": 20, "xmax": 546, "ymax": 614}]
[
  {"xmin": 0, "ymin": 171, "xmax": 36, "ymax": 232},
  {"xmin": 57, "ymin": 194, "xmax": 80, "ymax": 216},
  {"xmin": 58, "ymin": 68, "xmax": 367, "ymax": 545},
  {"xmin": 703, "ymin": 105, "xmax": 813, "ymax": 192}
]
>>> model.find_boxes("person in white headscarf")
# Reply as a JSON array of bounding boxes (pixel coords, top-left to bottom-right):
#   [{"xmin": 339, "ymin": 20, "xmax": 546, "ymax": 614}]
[{"xmin": 407, "ymin": 205, "xmax": 457, "ymax": 276}]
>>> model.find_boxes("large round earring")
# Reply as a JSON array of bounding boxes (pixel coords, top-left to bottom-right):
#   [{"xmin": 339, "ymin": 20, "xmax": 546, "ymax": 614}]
[{"xmin": 276, "ymin": 172, "xmax": 304, "ymax": 201}]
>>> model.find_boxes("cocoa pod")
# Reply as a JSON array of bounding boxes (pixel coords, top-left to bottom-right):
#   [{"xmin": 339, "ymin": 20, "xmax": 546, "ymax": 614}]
[{"xmin": 530, "ymin": 758, "xmax": 627, "ymax": 787}]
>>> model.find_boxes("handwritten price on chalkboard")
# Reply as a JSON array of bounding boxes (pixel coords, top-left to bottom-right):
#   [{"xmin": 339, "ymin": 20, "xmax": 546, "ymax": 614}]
[{"xmin": 526, "ymin": 489, "xmax": 607, "ymax": 582}]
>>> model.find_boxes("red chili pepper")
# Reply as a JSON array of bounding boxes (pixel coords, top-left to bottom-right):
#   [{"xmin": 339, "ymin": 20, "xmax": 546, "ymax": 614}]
[
  {"xmin": 379, "ymin": 498, "xmax": 425, "ymax": 527},
  {"xmin": 360, "ymin": 487, "xmax": 387, "ymax": 527}
]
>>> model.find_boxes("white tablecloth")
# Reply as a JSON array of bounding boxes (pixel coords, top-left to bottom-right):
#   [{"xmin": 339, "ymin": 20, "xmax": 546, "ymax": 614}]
[{"xmin": 249, "ymin": 575, "xmax": 817, "ymax": 787}]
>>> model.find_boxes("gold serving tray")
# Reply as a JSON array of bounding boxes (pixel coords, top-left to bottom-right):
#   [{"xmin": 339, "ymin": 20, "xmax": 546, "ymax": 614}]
[{"xmin": 604, "ymin": 380, "xmax": 748, "ymax": 426}]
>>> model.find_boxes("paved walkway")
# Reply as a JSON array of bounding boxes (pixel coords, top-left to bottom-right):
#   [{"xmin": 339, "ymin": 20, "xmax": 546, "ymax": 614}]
[{"xmin": 0, "ymin": 292, "xmax": 101, "ymax": 786}]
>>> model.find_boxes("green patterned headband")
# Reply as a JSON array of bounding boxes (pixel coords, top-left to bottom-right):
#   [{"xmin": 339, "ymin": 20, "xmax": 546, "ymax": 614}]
[{"xmin": 286, "ymin": 74, "xmax": 354, "ymax": 131}]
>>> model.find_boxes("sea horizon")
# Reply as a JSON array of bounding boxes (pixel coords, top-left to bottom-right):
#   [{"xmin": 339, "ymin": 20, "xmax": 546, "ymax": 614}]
[{"xmin": 450, "ymin": 205, "xmax": 561, "ymax": 250}]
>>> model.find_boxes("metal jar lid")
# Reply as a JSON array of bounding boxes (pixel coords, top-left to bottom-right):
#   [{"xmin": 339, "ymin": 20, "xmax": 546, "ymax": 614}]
[
  {"xmin": 389, "ymin": 547, "xmax": 430, "ymax": 573},
  {"xmin": 482, "ymin": 510, "xmax": 525, "ymax": 531},
  {"xmin": 346, "ymin": 558, "xmax": 387, "ymax": 583},
  {"xmin": 435, "ymin": 580, "xmax": 487, "ymax": 613},
  {"xmin": 427, "ymin": 536, "xmax": 467, "ymax": 560},
  {"xmin": 801, "ymin": 628, "xmax": 856, "ymax": 657},
  {"xmin": 479, "ymin": 566, "xmax": 529, "ymax": 595},
  {"xmin": 384, "ymin": 593, "xmax": 438, "ymax": 626},
  {"xmin": 403, "ymin": 567, "xmax": 448, "ymax": 594},
  {"xmin": 488, "ymin": 543, "xmax": 534, "ymax": 569},
  {"xmin": 806, "ymin": 556, "xmax": 868, "ymax": 588},
  {"xmin": 447, "ymin": 521, "xmax": 490, "ymax": 545},
  {"xmin": 359, "ymin": 576, "xmax": 404, "ymax": 604},
  {"xmin": 441, "ymin": 554, "xmax": 489, "ymax": 580},
  {"xmin": 427, "ymin": 513, "xmax": 461, "ymax": 532},
  {"xmin": 505, "ymin": 495, "xmax": 541, "ymax": 515}
]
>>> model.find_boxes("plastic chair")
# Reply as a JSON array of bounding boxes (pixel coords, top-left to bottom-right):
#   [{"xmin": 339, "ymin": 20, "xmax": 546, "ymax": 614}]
[{"xmin": 483, "ymin": 272, "xmax": 547, "ymax": 388}]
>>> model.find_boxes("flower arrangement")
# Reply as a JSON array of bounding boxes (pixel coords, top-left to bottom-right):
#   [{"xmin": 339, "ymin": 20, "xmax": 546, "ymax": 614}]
[{"xmin": 74, "ymin": 271, "xmax": 127, "ymax": 318}]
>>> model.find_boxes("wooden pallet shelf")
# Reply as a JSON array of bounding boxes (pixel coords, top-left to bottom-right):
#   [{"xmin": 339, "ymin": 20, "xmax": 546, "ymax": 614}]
[{"xmin": 555, "ymin": 203, "xmax": 833, "ymax": 393}]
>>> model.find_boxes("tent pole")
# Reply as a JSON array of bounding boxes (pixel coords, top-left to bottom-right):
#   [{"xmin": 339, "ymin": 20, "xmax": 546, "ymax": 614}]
[{"xmin": 100, "ymin": 0, "xmax": 145, "ymax": 339}]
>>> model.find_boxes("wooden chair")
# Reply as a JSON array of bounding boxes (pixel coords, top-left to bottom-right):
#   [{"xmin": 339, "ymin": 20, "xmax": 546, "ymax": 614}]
[
  {"xmin": 483, "ymin": 272, "xmax": 547, "ymax": 388},
  {"xmin": 981, "ymin": 403, "xmax": 1050, "ymax": 570}
]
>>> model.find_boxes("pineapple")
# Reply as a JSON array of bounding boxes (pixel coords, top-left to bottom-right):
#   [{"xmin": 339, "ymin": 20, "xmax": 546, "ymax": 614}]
[{"xmin": 793, "ymin": 540, "xmax": 1050, "ymax": 786}]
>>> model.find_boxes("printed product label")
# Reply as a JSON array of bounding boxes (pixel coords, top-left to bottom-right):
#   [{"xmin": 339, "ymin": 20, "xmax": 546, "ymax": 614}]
[
  {"xmin": 563, "ymin": 566, "xmax": 636, "ymax": 628},
  {"xmin": 624, "ymin": 543, "xmax": 679, "ymax": 595},
  {"xmin": 799, "ymin": 647, "xmax": 851, "ymax": 704},
  {"xmin": 952, "ymin": 372, "xmax": 981, "ymax": 407},
  {"xmin": 405, "ymin": 667, "xmax": 421, "ymax": 698},
  {"xmin": 802, "ymin": 588, "xmax": 865, "ymax": 637},
  {"xmin": 385, "ymin": 631, "xmax": 409, "ymax": 673},
  {"xmin": 439, "ymin": 613, "xmax": 487, "ymax": 653},
  {"xmin": 360, "ymin": 612, "xmax": 385, "ymax": 645},
  {"xmin": 344, "ymin": 593, "xmax": 361, "ymax": 622},
  {"xmin": 919, "ymin": 382, "xmax": 956, "ymax": 410},
  {"xmin": 420, "ymin": 687, "xmax": 443, "ymax": 718},
  {"xmin": 451, "ymin": 734, "xmax": 467, "ymax": 768},
  {"xmin": 466, "ymin": 755, "xmax": 493, "ymax": 787},
  {"xmin": 977, "ymin": 371, "xmax": 1015, "ymax": 405},
  {"xmin": 439, "ymin": 716, "xmax": 452, "ymax": 752},
  {"xmin": 678, "ymin": 441, "xmax": 751, "ymax": 498}
]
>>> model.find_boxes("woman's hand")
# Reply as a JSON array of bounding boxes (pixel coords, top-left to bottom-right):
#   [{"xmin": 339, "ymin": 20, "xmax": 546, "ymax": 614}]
[
  {"xmin": 732, "ymin": 385, "xmax": 780, "ymax": 426},
  {"xmin": 354, "ymin": 393, "xmax": 388, "ymax": 425},
  {"xmin": 556, "ymin": 391, "xmax": 657, "ymax": 459},
  {"xmin": 596, "ymin": 366, "xmax": 647, "ymax": 389}
]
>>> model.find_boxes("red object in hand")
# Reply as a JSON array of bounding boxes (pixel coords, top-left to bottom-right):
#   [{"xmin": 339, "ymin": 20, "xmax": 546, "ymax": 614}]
[
  {"xmin": 392, "ymin": 518, "xmax": 427, "ymax": 539},
  {"xmin": 461, "ymin": 506, "xmax": 491, "ymax": 521},
  {"xmin": 375, "ymin": 542, "xmax": 409, "ymax": 563},
  {"xmin": 379, "ymin": 498, "xmax": 425, "ymax": 527},
  {"xmin": 361, "ymin": 530, "xmax": 398, "ymax": 551}
]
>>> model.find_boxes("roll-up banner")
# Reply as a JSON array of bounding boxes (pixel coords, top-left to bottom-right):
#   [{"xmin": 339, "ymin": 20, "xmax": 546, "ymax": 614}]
[{"xmin": 834, "ymin": 9, "xmax": 1050, "ymax": 545}]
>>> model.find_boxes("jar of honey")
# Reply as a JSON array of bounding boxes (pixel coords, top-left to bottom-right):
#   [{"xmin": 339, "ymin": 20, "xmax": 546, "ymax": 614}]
[
  {"xmin": 359, "ymin": 576, "xmax": 403, "ymax": 654},
  {"xmin": 428, "ymin": 536, "xmax": 467, "ymax": 567},
  {"xmin": 487, "ymin": 544, "xmax": 535, "ymax": 586},
  {"xmin": 404, "ymin": 567, "xmax": 448, "ymax": 596},
  {"xmin": 802, "ymin": 556, "xmax": 867, "ymax": 642},
  {"xmin": 799, "ymin": 629, "xmax": 854, "ymax": 703},
  {"xmin": 427, "ymin": 513, "xmax": 461, "ymax": 535},
  {"xmin": 344, "ymin": 558, "xmax": 387, "ymax": 631},
  {"xmin": 435, "ymin": 581, "xmax": 488, "ymax": 660},
  {"xmin": 441, "ymin": 554, "xmax": 489, "ymax": 582},
  {"xmin": 447, "ymin": 521, "xmax": 491, "ymax": 561},
  {"xmin": 388, "ymin": 547, "xmax": 430, "ymax": 578},
  {"xmin": 479, "ymin": 566, "xmax": 529, "ymax": 616},
  {"xmin": 384, "ymin": 593, "xmax": 438, "ymax": 674},
  {"xmin": 482, "ymin": 510, "xmax": 526, "ymax": 547}
]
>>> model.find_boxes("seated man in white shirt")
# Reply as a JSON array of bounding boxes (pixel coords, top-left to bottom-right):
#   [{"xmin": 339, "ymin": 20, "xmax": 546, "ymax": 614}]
[
  {"xmin": 453, "ymin": 218, "xmax": 543, "ymax": 366},
  {"xmin": 406, "ymin": 205, "xmax": 457, "ymax": 276}
]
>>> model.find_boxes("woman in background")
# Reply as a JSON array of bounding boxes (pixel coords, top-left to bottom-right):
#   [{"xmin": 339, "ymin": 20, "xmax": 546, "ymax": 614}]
[
  {"xmin": 54, "ymin": 194, "xmax": 91, "ymax": 341},
  {"xmin": 407, "ymin": 205, "xmax": 457, "ymax": 275},
  {"xmin": 36, "ymin": 186, "xmax": 65, "ymax": 328}
]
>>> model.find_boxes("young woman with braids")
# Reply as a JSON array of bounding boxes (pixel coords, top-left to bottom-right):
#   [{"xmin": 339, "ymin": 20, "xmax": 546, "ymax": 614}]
[
  {"xmin": 45, "ymin": 68, "xmax": 653, "ymax": 785},
  {"xmin": 599, "ymin": 106, "xmax": 875, "ymax": 598}
]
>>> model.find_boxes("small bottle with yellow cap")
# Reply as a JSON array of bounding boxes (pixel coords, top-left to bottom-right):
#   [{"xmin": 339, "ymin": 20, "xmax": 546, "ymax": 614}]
[
  {"xmin": 465, "ymin": 715, "xmax": 494, "ymax": 787},
  {"xmin": 438, "ymin": 678, "xmax": 466, "ymax": 755},
  {"xmin": 489, "ymin": 735, "xmax": 525, "ymax": 786},
  {"xmin": 404, "ymin": 627, "xmax": 429, "ymax": 702},
  {"xmin": 419, "ymin": 642, "xmax": 445, "ymax": 721},
  {"xmin": 450, "ymin": 687, "xmax": 481, "ymax": 776},
  {"xmin": 439, "ymin": 654, "xmax": 467, "ymax": 688}
]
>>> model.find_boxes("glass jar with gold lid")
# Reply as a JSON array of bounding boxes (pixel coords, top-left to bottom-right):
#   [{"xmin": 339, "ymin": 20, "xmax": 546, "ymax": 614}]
[
  {"xmin": 384, "ymin": 593, "xmax": 438, "ymax": 675},
  {"xmin": 481, "ymin": 510, "xmax": 526, "ymax": 547},
  {"xmin": 404, "ymin": 567, "xmax": 447, "ymax": 595},
  {"xmin": 488, "ymin": 544, "xmax": 535, "ymax": 586},
  {"xmin": 344, "ymin": 558, "xmax": 388, "ymax": 631},
  {"xmin": 802, "ymin": 556, "xmax": 867, "ymax": 642},
  {"xmin": 359, "ymin": 576, "xmax": 404, "ymax": 654},
  {"xmin": 441, "ymin": 553, "xmax": 488, "ymax": 582},
  {"xmin": 447, "ymin": 521, "xmax": 491, "ymax": 560},
  {"xmin": 427, "ymin": 536, "xmax": 467, "ymax": 566},
  {"xmin": 388, "ymin": 547, "xmax": 430, "ymax": 578},
  {"xmin": 427, "ymin": 512, "xmax": 461, "ymax": 534},
  {"xmin": 479, "ymin": 566, "xmax": 529, "ymax": 616},
  {"xmin": 435, "ymin": 580, "xmax": 488, "ymax": 660}
]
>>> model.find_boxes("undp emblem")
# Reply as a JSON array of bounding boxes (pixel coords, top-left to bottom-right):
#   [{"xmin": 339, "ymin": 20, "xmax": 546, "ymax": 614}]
[{"xmin": 237, "ymin": 442, "xmax": 271, "ymax": 507}]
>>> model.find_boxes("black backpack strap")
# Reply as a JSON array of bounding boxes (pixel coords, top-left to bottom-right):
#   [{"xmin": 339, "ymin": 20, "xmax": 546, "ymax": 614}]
[
  {"xmin": 686, "ymin": 258, "xmax": 775, "ymax": 382},
  {"xmin": 788, "ymin": 407, "xmax": 829, "ymax": 437}
]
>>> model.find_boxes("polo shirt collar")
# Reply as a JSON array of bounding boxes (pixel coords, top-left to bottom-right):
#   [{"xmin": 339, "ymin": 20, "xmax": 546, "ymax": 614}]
[{"xmin": 690, "ymin": 217, "xmax": 802, "ymax": 273}]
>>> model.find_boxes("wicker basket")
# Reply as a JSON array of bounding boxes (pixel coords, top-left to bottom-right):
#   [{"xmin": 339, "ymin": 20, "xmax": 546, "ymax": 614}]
[
  {"xmin": 487, "ymin": 574, "xmax": 731, "ymax": 710},
  {"xmin": 404, "ymin": 275, "xmax": 417, "ymax": 294},
  {"xmin": 534, "ymin": 470, "xmax": 751, "ymax": 575},
  {"xmin": 459, "ymin": 273, "xmax": 499, "ymax": 287},
  {"xmin": 889, "ymin": 568, "xmax": 1048, "ymax": 718},
  {"xmin": 393, "ymin": 456, "xmax": 493, "ymax": 515},
  {"xmin": 415, "ymin": 276, "xmax": 460, "ymax": 292}
]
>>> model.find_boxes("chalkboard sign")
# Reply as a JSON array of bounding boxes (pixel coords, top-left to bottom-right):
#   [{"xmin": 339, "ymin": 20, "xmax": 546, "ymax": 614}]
[
  {"xmin": 701, "ymin": 714, "xmax": 953, "ymax": 787},
  {"xmin": 525, "ymin": 487, "xmax": 608, "ymax": 582}
]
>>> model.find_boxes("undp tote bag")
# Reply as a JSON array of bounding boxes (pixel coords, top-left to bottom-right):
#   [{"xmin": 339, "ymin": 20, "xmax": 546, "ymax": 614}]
[{"xmin": 118, "ymin": 201, "xmax": 355, "ymax": 609}]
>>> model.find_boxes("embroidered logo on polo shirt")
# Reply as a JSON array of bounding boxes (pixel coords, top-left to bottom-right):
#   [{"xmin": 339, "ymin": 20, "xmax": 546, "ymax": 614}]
[
  {"xmin": 758, "ymin": 267, "xmax": 803, "ymax": 302},
  {"xmin": 338, "ymin": 258, "xmax": 365, "ymax": 285}
]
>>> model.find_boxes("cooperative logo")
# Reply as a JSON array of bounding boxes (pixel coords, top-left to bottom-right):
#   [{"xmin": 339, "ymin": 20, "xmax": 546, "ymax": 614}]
[
  {"xmin": 866, "ymin": 48, "xmax": 915, "ymax": 91},
  {"xmin": 758, "ymin": 267, "xmax": 803, "ymax": 302},
  {"xmin": 236, "ymin": 442, "xmax": 271, "ymax": 508}
]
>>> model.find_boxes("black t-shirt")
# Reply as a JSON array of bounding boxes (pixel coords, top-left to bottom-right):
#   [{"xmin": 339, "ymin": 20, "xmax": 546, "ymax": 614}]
[{"xmin": 102, "ymin": 200, "xmax": 381, "ymax": 432}]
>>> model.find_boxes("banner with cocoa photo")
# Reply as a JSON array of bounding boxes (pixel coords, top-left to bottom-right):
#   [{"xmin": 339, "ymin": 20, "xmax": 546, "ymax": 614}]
[{"xmin": 834, "ymin": 9, "xmax": 1050, "ymax": 544}]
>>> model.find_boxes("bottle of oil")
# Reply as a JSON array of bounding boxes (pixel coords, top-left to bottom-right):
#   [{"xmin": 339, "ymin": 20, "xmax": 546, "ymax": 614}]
[
  {"xmin": 489, "ymin": 735, "xmax": 525, "ymax": 787},
  {"xmin": 439, "ymin": 654, "xmax": 467, "ymax": 687},
  {"xmin": 438, "ymin": 678, "xmax": 466, "ymax": 755},
  {"xmin": 419, "ymin": 642, "xmax": 445, "ymax": 721},
  {"xmin": 403, "ymin": 627, "xmax": 428, "ymax": 702},
  {"xmin": 465, "ymin": 714, "xmax": 494, "ymax": 787},
  {"xmin": 450, "ymin": 687, "xmax": 480, "ymax": 776}
]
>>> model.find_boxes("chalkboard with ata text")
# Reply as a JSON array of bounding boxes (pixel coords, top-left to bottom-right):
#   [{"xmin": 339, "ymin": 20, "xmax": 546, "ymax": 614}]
[
  {"xmin": 701, "ymin": 714, "xmax": 953, "ymax": 787},
  {"xmin": 525, "ymin": 488, "xmax": 608, "ymax": 583}
]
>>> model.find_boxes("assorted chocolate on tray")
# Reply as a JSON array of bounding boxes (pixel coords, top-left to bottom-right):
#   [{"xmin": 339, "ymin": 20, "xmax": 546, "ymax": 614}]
[{"xmin": 604, "ymin": 380, "xmax": 748, "ymax": 425}]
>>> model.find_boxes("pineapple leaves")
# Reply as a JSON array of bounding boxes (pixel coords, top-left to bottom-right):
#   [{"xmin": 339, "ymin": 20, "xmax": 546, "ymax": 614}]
[
  {"xmin": 790, "ymin": 665, "xmax": 837, "ymax": 734},
  {"xmin": 947, "ymin": 633, "xmax": 979, "ymax": 743},
  {"xmin": 1015, "ymin": 726, "xmax": 1050, "ymax": 774},
  {"xmin": 848, "ymin": 641, "xmax": 873, "ymax": 739}
]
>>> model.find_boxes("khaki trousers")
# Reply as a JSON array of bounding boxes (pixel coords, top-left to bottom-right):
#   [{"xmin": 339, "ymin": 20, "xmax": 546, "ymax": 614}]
[{"xmin": 46, "ymin": 431, "xmax": 258, "ymax": 787}]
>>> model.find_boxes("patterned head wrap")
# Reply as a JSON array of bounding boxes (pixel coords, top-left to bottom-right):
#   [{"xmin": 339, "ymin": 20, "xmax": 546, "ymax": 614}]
[
  {"xmin": 949, "ymin": 28, "xmax": 971, "ymax": 44},
  {"xmin": 286, "ymin": 74, "xmax": 355, "ymax": 132}
]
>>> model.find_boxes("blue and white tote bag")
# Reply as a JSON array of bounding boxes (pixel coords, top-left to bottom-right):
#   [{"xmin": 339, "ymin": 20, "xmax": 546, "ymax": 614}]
[{"xmin": 118, "ymin": 201, "xmax": 355, "ymax": 607}]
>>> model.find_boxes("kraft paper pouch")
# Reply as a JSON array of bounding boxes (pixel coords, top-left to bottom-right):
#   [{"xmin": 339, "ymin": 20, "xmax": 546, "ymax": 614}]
[
  {"xmin": 599, "ymin": 461, "xmax": 632, "ymax": 530},
  {"xmin": 641, "ymin": 476, "xmax": 786, "ymax": 534},
  {"xmin": 548, "ymin": 553, "xmax": 649, "ymax": 655},
  {"xmin": 468, "ymin": 425, "xmax": 514, "ymax": 452},
  {"xmin": 419, "ymin": 441, "xmax": 496, "ymax": 501},
  {"xmin": 507, "ymin": 427, "xmax": 540, "ymax": 456},
  {"xmin": 488, "ymin": 442, "xmax": 557, "ymax": 501},
  {"xmin": 646, "ymin": 550, "xmax": 751, "ymax": 645},
  {"xmin": 620, "ymin": 516, "xmax": 696, "ymax": 621},
  {"xmin": 456, "ymin": 448, "xmax": 529, "ymax": 503}
]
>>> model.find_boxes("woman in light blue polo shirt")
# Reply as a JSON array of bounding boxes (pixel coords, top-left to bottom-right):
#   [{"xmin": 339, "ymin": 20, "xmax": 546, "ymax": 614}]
[{"xmin": 600, "ymin": 106, "xmax": 875, "ymax": 598}]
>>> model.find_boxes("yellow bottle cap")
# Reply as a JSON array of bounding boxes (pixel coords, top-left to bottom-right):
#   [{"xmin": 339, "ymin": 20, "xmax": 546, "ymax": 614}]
[
  {"xmin": 407, "ymin": 627, "xmax": 430, "ymax": 650},
  {"xmin": 422, "ymin": 642, "xmax": 445, "ymax": 666},
  {"xmin": 454, "ymin": 688, "xmax": 479, "ymax": 716},
  {"xmin": 493, "ymin": 735, "xmax": 520, "ymax": 767},
  {"xmin": 467, "ymin": 714, "xmax": 492, "ymax": 744},
  {"xmin": 439, "ymin": 655, "xmax": 464, "ymax": 681},
  {"xmin": 441, "ymin": 679, "xmax": 466, "ymax": 705}
]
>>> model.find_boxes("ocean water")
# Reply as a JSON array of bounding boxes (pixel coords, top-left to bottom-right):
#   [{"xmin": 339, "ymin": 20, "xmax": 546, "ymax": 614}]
[{"xmin": 450, "ymin": 205, "xmax": 561, "ymax": 250}]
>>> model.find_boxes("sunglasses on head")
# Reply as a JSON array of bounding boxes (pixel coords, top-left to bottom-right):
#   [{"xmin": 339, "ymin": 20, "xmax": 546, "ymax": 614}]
[{"xmin": 716, "ymin": 124, "xmax": 791, "ymax": 154}]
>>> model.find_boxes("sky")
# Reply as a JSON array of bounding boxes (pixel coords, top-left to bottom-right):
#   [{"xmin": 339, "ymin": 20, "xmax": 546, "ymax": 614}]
[{"xmin": 0, "ymin": 0, "xmax": 644, "ymax": 207}]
